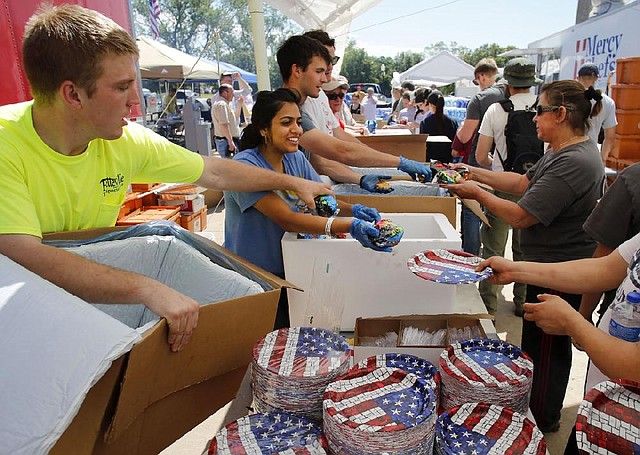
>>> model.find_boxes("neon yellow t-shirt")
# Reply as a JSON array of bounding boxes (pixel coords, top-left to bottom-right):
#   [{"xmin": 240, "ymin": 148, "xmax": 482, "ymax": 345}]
[{"xmin": 0, "ymin": 101, "xmax": 204, "ymax": 237}]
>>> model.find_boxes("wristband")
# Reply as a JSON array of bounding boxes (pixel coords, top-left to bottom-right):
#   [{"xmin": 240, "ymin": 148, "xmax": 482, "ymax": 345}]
[{"xmin": 325, "ymin": 216, "xmax": 335, "ymax": 237}]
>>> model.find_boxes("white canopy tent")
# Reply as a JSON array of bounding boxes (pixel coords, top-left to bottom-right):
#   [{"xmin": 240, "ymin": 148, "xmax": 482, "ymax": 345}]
[
  {"xmin": 397, "ymin": 51, "xmax": 475, "ymax": 85},
  {"xmin": 137, "ymin": 36, "xmax": 221, "ymax": 80},
  {"xmin": 248, "ymin": 0, "xmax": 383, "ymax": 89}
]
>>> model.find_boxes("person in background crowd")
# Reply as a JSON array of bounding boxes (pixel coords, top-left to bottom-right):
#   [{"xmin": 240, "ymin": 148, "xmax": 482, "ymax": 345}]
[
  {"xmin": 164, "ymin": 87, "xmax": 177, "ymax": 115},
  {"xmin": 361, "ymin": 87, "xmax": 378, "ymax": 133},
  {"xmin": 212, "ymin": 84, "xmax": 240, "ymax": 157},
  {"xmin": 419, "ymin": 90, "xmax": 458, "ymax": 163},
  {"xmin": 383, "ymin": 91, "xmax": 418, "ymax": 132},
  {"xmin": 0, "ymin": 4, "xmax": 330, "ymax": 353},
  {"xmin": 579, "ymin": 162, "xmax": 640, "ymax": 322},
  {"xmin": 478, "ymin": 232, "xmax": 640, "ymax": 453},
  {"xmin": 224, "ymin": 89, "xmax": 388, "ymax": 328},
  {"xmin": 322, "ymin": 77, "xmax": 367, "ymax": 135},
  {"xmin": 213, "ymin": 71, "xmax": 253, "ymax": 120},
  {"xmin": 413, "ymin": 88, "xmax": 432, "ymax": 126},
  {"xmin": 401, "ymin": 81, "xmax": 416, "ymax": 92},
  {"xmin": 576, "ymin": 62, "xmax": 618, "ymax": 163},
  {"xmin": 391, "ymin": 86, "xmax": 403, "ymax": 114},
  {"xmin": 277, "ymin": 35, "xmax": 431, "ymax": 192},
  {"xmin": 444, "ymin": 80, "xmax": 605, "ymax": 433},
  {"xmin": 474, "ymin": 57, "xmax": 541, "ymax": 317},
  {"xmin": 454, "ymin": 58, "xmax": 505, "ymax": 256},
  {"xmin": 350, "ymin": 90, "xmax": 364, "ymax": 115}
]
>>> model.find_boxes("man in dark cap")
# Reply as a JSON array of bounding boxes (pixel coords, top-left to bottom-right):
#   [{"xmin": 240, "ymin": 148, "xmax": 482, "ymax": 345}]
[
  {"xmin": 577, "ymin": 62, "xmax": 617, "ymax": 163},
  {"xmin": 474, "ymin": 57, "xmax": 542, "ymax": 318}
]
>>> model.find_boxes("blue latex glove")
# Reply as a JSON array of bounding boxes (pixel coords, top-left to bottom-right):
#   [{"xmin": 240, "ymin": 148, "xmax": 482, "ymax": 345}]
[
  {"xmin": 359, "ymin": 174, "xmax": 393, "ymax": 193},
  {"xmin": 351, "ymin": 204, "xmax": 381, "ymax": 223},
  {"xmin": 350, "ymin": 219, "xmax": 391, "ymax": 253},
  {"xmin": 398, "ymin": 156, "xmax": 433, "ymax": 182}
]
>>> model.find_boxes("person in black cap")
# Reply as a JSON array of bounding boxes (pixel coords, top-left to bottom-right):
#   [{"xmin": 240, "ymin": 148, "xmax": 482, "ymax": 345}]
[{"xmin": 577, "ymin": 62, "xmax": 618, "ymax": 163}]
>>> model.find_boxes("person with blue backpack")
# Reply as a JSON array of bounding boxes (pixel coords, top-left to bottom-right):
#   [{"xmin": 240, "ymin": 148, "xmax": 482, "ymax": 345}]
[
  {"xmin": 444, "ymin": 79, "xmax": 605, "ymax": 434},
  {"xmin": 474, "ymin": 57, "xmax": 543, "ymax": 318}
]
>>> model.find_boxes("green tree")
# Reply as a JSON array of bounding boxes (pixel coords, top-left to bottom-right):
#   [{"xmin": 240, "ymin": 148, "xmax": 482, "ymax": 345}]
[
  {"xmin": 460, "ymin": 43, "xmax": 517, "ymax": 67},
  {"xmin": 423, "ymin": 41, "xmax": 470, "ymax": 58}
]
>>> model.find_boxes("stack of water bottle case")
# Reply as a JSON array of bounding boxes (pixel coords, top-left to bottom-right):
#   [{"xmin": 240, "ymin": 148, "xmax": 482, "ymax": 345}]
[{"xmin": 206, "ymin": 326, "xmax": 549, "ymax": 454}]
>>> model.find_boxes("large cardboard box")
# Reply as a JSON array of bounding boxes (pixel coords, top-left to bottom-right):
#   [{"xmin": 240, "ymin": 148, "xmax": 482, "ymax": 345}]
[
  {"xmin": 358, "ymin": 133, "xmax": 427, "ymax": 162},
  {"xmin": 45, "ymin": 227, "xmax": 288, "ymax": 455},
  {"xmin": 352, "ymin": 313, "xmax": 496, "ymax": 366},
  {"xmin": 282, "ymin": 213, "xmax": 461, "ymax": 332}
]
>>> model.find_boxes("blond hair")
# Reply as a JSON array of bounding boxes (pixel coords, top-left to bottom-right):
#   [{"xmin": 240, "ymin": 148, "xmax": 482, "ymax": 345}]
[{"xmin": 22, "ymin": 3, "xmax": 139, "ymax": 104}]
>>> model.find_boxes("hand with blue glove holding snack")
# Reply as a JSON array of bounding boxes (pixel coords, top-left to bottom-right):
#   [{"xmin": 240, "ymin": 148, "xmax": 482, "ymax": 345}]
[
  {"xmin": 398, "ymin": 156, "xmax": 433, "ymax": 182},
  {"xmin": 350, "ymin": 219, "xmax": 392, "ymax": 252},
  {"xmin": 359, "ymin": 174, "xmax": 393, "ymax": 193},
  {"xmin": 351, "ymin": 204, "xmax": 382, "ymax": 223}
]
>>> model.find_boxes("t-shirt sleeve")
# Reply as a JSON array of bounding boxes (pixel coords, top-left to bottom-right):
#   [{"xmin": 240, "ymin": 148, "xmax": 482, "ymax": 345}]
[
  {"xmin": 227, "ymin": 153, "xmax": 270, "ymax": 212},
  {"xmin": 466, "ymin": 96, "xmax": 481, "ymax": 120},
  {"xmin": 618, "ymin": 232, "xmax": 640, "ymax": 263},
  {"xmin": 300, "ymin": 110, "xmax": 317, "ymax": 132},
  {"xmin": 213, "ymin": 102, "xmax": 230, "ymax": 125},
  {"xmin": 583, "ymin": 173, "xmax": 633, "ymax": 249},
  {"xmin": 478, "ymin": 104, "xmax": 497, "ymax": 137},
  {"xmin": 602, "ymin": 97, "xmax": 618, "ymax": 129},
  {"xmin": 0, "ymin": 149, "xmax": 42, "ymax": 236},
  {"xmin": 127, "ymin": 124, "xmax": 204, "ymax": 184}
]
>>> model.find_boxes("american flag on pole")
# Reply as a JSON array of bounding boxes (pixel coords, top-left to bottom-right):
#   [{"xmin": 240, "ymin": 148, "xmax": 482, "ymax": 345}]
[
  {"xmin": 207, "ymin": 411, "xmax": 328, "ymax": 454},
  {"xmin": 435, "ymin": 402, "xmax": 547, "ymax": 455},
  {"xmin": 576, "ymin": 379, "xmax": 640, "ymax": 454},
  {"xmin": 148, "ymin": 0, "xmax": 160, "ymax": 40}
]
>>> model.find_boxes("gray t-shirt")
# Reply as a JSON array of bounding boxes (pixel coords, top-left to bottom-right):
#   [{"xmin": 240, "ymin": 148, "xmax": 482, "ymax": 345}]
[
  {"xmin": 518, "ymin": 140, "xmax": 604, "ymax": 262},
  {"xmin": 299, "ymin": 109, "xmax": 317, "ymax": 161},
  {"xmin": 583, "ymin": 162, "xmax": 640, "ymax": 250},
  {"xmin": 465, "ymin": 82, "xmax": 507, "ymax": 166}
]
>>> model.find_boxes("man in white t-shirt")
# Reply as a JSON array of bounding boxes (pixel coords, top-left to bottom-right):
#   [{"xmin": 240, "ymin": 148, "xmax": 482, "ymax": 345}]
[
  {"xmin": 577, "ymin": 62, "xmax": 618, "ymax": 162},
  {"xmin": 475, "ymin": 57, "xmax": 541, "ymax": 317},
  {"xmin": 361, "ymin": 87, "xmax": 378, "ymax": 133}
]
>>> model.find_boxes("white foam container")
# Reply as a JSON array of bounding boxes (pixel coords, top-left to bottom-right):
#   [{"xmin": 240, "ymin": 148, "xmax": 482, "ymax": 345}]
[{"xmin": 282, "ymin": 213, "xmax": 461, "ymax": 331}]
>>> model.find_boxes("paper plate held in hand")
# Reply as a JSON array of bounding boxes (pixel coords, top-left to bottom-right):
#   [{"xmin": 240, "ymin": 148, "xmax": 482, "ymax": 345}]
[{"xmin": 407, "ymin": 249, "xmax": 492, "ymax": 284}]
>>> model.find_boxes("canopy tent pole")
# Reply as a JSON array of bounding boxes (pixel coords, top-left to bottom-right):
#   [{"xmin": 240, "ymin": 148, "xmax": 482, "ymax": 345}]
[{"xmin": 248, "ymin": 0, "xmax": 271, "ymax": 91}]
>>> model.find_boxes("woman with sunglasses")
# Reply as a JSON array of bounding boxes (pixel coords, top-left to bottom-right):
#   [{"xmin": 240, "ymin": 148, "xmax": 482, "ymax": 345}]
[
  {"xmin": 444, "ymin": 79, "xmax": 605, "ymax": 434},
  {"xmin": 323, "ymin": 81, "xmax": 368, "ymax": 135},
  {"xmin": 224, "ymin": 88, "xmax": 390, "ymax": 329}
]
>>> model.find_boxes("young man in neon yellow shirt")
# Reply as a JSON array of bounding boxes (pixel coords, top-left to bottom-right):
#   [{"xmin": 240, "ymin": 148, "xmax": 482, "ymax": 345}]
[{"xmin": 0, "ymin": 4, "xmax": 330, "ymax": 353}]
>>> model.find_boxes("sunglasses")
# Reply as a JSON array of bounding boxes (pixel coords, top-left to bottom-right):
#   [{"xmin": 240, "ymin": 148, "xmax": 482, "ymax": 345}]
[
  {"xmin": 535, "ymin": 104, "xmax": 576, "ymax": 116},
  {"xmin": 331, "ymin": 56, "xmax": 340, "ymax": 65},
  {"xmin": 326, "ymin": 92, "xmax": 345, "ymax": 100},
  {"xmin": 472, "ymin": 79, "xmax": 479, "ymax": 86}
]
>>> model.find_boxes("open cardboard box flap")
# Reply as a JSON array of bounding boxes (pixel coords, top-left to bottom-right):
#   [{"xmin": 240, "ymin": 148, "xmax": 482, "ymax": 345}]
[{"xmin": 46, "ymin": 225, "xmax": 289, "ymax": 454}]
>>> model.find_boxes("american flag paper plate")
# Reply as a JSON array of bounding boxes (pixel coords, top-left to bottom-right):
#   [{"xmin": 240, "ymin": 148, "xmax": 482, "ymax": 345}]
[
  {"xmin": 435, "ymin": 402, "xmax": 547, "ymax": 455},
  {"xmin": 355, "ymin": 353, "xmax": 441, "ymax": 398},
  {"xmin": 323, "ymin": 366, "xmax": 438, "ymax": 454},
  {"xmin": 407, "ymin": 250, "xmax": 492, "ymax": 285},
  {"xmin": 576, "ymin": 379, "xmax": 640, "ymax": 454},
  {"xmin": 440, "ymin": 339, "xmax": 534, "ymax": 415},
  {"xmin": 208, "ymin": 411, "xmax": 328, "ymax": 454},
  {"xmin": 252, "ymin": 327, "xmax": 351, "ymax": 421}
]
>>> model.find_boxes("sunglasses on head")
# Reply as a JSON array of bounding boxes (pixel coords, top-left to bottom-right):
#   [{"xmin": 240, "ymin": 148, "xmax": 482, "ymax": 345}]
[
  {"xmin": 535, "ymin": 104, "xmax": 576, "ymax": 116},
  {"xmin": 331, "ymin": 56, "xmax": 340, "ymax": 65},
  {"xmin": 326, "ymin": 92, "xmax": 345, "ymax": 100}
]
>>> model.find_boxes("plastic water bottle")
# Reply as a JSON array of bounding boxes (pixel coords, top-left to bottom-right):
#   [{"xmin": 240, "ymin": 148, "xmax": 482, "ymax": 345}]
[{"xmin": 609, "ymin": 290, "xmax": 640, "ymax": 342}]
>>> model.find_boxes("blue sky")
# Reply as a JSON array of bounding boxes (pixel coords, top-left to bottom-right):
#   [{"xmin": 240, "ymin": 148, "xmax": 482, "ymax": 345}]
[{"xmin": 346, "ymin": 0, "xmax": 579, "ymax": 56}]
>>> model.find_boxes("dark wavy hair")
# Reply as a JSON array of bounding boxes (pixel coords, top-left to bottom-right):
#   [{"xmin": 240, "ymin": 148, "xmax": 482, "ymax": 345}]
[
  {"xmin": 277, "ymin": 35, "xmax": 331, "ymax": 81},
  {"xmin": 540, "ymin": 80, "xmax": 603, "ymax": 134},
  {"xmin": 240, "ymin": 88, "xmax": 301, "ymax": 151}
]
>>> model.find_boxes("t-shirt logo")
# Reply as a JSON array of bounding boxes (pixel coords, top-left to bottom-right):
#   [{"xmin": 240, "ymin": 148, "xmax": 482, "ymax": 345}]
[{"xmin": 100, "ymin": 173, "xmax": 125, "ymax": 196}]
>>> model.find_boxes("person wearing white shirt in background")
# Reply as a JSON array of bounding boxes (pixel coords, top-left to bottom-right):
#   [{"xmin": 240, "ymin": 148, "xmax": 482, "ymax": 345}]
[
  {"xmin": 361, "ymin": 87, "xmax": 378, "ymax": 133},
  {"xmin": 576, "ymin": 62, "xmax": 618, "ymax": 163},
  {"xmin": 322, "ymin": 76, "xmax": 367, "ymax": 136}
]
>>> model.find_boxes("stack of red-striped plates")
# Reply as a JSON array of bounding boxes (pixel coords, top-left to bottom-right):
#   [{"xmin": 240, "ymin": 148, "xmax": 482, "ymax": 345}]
[
  {"xmin": 251, "ymin": 327, "xmax": 351, "ymax": 421},
  {"xmin": 207, "ymin": 411, "xmax": 328, "ymax": 454},
  {"xmin": 439, "ymin": 338, "xmax": 534, "ymax": 415},
  {"xmin": 576, "ymin": 379, "xmax": 640, "ymax": 454},
  {"xmin": 435, "ymin": 402, "xmax": 547, "ymax": 454},
  {"xmin": 323, "ymin": 363, "xmax": 439, "ymax": 454}
]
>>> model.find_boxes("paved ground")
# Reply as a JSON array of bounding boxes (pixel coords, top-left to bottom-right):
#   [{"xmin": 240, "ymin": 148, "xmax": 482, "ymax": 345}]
[{"xmin": 162, "ymin": 200, "xmax": 589, "ymax": 454}]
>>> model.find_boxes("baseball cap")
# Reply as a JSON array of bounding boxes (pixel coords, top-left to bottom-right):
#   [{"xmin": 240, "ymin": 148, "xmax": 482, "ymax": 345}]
[
  {"xmin": 578, "ymin": 62, "xmax": 600, "ymax": 78},
  {"xmin": 322, "ymin": 75, "xmax": 349, "ymax": 91},
  {"xmin": 503, "ymin": 58, "xmax": 542, "ymax": 88}
]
